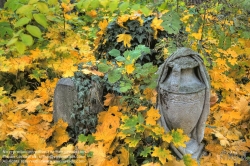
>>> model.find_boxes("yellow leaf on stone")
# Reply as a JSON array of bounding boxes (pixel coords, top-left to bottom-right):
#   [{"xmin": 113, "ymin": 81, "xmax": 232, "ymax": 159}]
[{"xmin": 117, "ymin": 33, "xmax": 132, "ymax": 47}]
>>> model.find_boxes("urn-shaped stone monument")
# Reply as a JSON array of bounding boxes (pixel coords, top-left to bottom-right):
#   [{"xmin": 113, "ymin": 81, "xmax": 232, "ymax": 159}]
[{"xmin": 157, "ymin": 47, "xmax": 210, "ymax": 159}]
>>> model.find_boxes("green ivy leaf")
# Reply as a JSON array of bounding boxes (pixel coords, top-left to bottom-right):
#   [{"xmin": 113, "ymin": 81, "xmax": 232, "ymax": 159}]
[
  {"xmin": 78, "ymin": 134, "xmax": 88, "ymax": 142},
  {"xmin": 15, "ymin": 41, "xmax": 26, "ymax": 54},
  {"xmin": 108, "ymin": 68, "xmax": 121, "ymax": 83},
  {"xmin": 26, "ymin": 25, "xmax": 42, "ymax": 38},
  {"xmin": 161, "ymin": 11, "xmax": 182, "ymax": 34},
  {"xmin": 29, "ymin": 68, "xmax": 47, "ymax": 82},
  {"xmin": 98, "ymin": 63, "xmax": 110, "ymax": 73},
  {"xmin": 33, "ymin": 14, "xmax": 48, "ymax": 28},
  {"xmin": 20, "ymin": 33, "xmax": 34, "ymax": 46},
  {"xmin": 109, "ymin": 49, "xmax": 120, "ymax": 57},
  {"xmin": 140, "ymin": 147, "xmax": 152, "ymax": 157},
  {"xmin": 14, "ymin": 17, "xmax": 31, "ymax": 27}
]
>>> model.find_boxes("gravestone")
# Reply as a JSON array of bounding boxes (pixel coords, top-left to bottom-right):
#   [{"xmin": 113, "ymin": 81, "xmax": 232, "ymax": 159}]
[
  {"xmin": 157, "ymin": 47, "xmax": 210, "ymax": 160},
  {"xmin": 53, "ymin": 77, "xmax": 103, "ymax": 133},
  {"xmin": 53, "ymin": 78, "xmax": 77, "ymax": 128}
]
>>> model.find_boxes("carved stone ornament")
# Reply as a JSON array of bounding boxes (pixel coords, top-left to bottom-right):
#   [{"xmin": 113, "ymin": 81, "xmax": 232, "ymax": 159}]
[{"xmin": 157, "ymin": 47, "xmax": 210, "ymax": 159}]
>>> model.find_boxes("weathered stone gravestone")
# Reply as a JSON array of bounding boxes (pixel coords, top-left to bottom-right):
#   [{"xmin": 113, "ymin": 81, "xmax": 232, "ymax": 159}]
[
  {"xmin": 53, "ymin": 77, "xmax": 103, "ymax": 134},
  {"xmin": 157, "ymin": 47, "xmax": 210, "ymax": 160},
  {"xmin": 53, "ymin": 78, "xmax": 77, "ymax": 128}
]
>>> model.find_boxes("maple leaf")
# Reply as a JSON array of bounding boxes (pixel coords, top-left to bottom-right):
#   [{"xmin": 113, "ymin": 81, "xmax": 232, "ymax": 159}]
[
  {"xmin": 140, "ymin": 147, "xmax": 152, "ymax": 157},
  {"xmin": 146, "ymin": 107, "xmax": 161, "ymax": 125},
  {"xmin": 125, "ymin": 64, "xmax": 135, "ymax": 74},
  {"xmin": 171, "ymin": 129, "xmax": 190, "ymax": 147},
  {"xmin": 152, "ymin": 125, "xmax": 165, "ymax": 136},
  {"xmin": 25, "ymin": 133, "xmax": 47, "ymax": 150},
  {"xmin": 213, "ymin": 129, "xmax": 230, "ymax": 147},
  {"xmin": 150, "ymin": 17, "xmax": 164, "ymax": 39},
  {"xmin": 0, "ymin": 56, "xmax": 11, "ymax": 72},
  {"xmin": 191, "ymin": 28, "xmax": 202, "ymax": 40},
  {"xmin": 25, "ymin": 99, "xmax": 40, "ymax": 113},
  {"xmin": 183, "ymin": 154, "xmax": 198, "ymax": 166},
  {"xmin": 165, "ymin": 159, "xmax": 185, "ymax": 166},
  {"xmin": 26, "ymin": 153, "xmax": 49, "ymax": 166},
  {"xmin": 40, "ymin": 113, "xmax": 53, "ymax": 122},
  {"xmin": 142, "ymin": 162, "xmax": 161, "ymax": 166},
  {"xmin": 125, "ymin": 134, "xmax": 141, "ymax": 147},
  {"xmin": 117, "ymin": 15, "xmax": 129, "ymax": 28},
  {"xmin": 93, "ymin": 107, "xmax": 121, "ymax": 143},
  {"xmin": 152, "ymin": 146, "xmax": 172, "ymax": 164},
  {"xmin": 27, "ymin": 121, "xmax": 54, "ymax": 139},
  {"xmin": 87, "ymin": 142, "xmax": 108, "ymax": 166},
  {"xmin": 51, "ymin": 119, "xmax": 70, "ymax": 147},
  {"xmin": 137, "ymin": 105, "xmax": 148, "ymax": 112},
  {"xmin": 117, "ymin": 34, "xmax": 132, "ymax": 47},
  {"xmin": 143, "ymin": 88, "xmax": 157, "ymax": 104},
  {"xmin": 87, "ymin": 10, "xmax": 97, "ymax": 18},
  {"xmin": 103, "ymin": 93, "xmax": 122, "ymax": 106},
  {"xmin": 7, "ymin": 128, "xmax": 26, "ymax": 139},
  {"xmin": 118, "ymin": 147, "xmax": 129, "ymax": 166},
  {"xmin": 6, "ymin": 111, "xmax": 22, "ymax": 123},
  {"xmin": 60, "ymin": 144, "xmax": 74, "ymax": 159},
  {"xmin": 162, "ymin": 132, "xmax": 173, "ymax": 143},
  {"xmin": 61, "ymin": 2, "xmax": 74, "ymax": 12}
]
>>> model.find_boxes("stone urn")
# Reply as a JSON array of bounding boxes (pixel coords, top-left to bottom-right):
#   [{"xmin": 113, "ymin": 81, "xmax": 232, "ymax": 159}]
[{"xmin": 157, "ymin": 47, "xmax": 210, "ymax": 160}]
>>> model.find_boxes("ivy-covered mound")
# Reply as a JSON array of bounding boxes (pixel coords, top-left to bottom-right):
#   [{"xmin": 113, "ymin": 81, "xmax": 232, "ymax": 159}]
[
  {"xmin": 95, "ymin": 14, "xmax": 187, "ymax": 66},
  {"xmin": 69, "ymin": 13, "xmax": 187, "ymax": 138}
]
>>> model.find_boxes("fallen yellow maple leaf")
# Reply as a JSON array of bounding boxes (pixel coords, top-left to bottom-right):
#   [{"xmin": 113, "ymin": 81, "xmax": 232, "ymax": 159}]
[
  {"xmin": 152, "ymin": 146, "xmax": 172, "ymax": 164},
  {"xmin": 117, "ymin": 33, "xmax": 132, "ymax": 47},
  {"xmin": 146, "ymin": 107, "xmax": 161, "ymax": 125}
]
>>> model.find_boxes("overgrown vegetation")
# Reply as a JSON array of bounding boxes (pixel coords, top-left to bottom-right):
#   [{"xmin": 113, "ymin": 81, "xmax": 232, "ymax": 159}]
[{"xmin": 0, "ymin": 0, "xmax": 249, "ymax": 165}]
